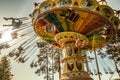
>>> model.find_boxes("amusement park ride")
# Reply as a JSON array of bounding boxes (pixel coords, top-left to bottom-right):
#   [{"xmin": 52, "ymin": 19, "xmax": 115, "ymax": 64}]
[{"xmin": 0, "ymin": 0, "xmax": 120, "ymax": 80}]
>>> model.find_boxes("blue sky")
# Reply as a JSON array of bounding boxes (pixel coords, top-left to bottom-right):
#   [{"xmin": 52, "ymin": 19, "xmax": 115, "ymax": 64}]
[{"xmin": 0, "ymin": 0, "xmax": 120, "ymax": 80}]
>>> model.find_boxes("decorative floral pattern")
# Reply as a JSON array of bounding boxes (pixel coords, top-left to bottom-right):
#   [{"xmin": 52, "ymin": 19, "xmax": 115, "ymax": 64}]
[
  {"xmin": 58, "ymin": 0, "xmax": 72, "ymax": 6},
  {"xmin": 67, "ymin": 45, "xmax": 72, "ymax": 56},
  {"xmin": 67, "ymin": 60, "xmax": 74, "ymax": 71},
  {"xmin": 41, "ymin": 3, "xmax": 51, "ymax": 12},
  {"xmin": 81, "ymin": 0, "xmax": 95, "ymax": 10},
  {"xmin": 76, "ymin": 59, "xmax": 82, "ymax": 70}
]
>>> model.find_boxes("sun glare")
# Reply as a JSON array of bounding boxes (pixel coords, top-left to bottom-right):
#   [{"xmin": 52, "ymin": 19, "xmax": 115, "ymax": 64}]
[{"xmin": 0, "ymin": 29, "xmax": 12, "ymax": 43}]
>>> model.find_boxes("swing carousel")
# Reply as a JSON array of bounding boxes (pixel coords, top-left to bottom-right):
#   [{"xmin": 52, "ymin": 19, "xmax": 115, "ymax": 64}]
[
  {"xmin": 0, "ymin": 0, "xmax": 120, "ymax": 80},
  {"xmin": 30, "ymin": 0, "xmax": 119, "ymax": 80}
]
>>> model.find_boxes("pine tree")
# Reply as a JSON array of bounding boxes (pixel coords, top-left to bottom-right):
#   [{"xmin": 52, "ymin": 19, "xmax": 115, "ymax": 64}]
[{"xmin": 0, "ymin": 56, "xmax": 13, "ymax": 80}]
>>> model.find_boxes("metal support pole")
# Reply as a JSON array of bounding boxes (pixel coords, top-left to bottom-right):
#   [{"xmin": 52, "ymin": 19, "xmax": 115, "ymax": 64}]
[
  {"xmin": 85, "ymin": 54, "xmax": 90, "ymax": 72},
  {"xmin": 46, "ymin": 52, "xmax": 48, "ymax": 80},
  {"xmin": 94, "ymin": 50, "xmax": 101, "ymax": 80},
  {"xmin": 59, "ymin": 54, "xmax": 61, "ymax": 79}
]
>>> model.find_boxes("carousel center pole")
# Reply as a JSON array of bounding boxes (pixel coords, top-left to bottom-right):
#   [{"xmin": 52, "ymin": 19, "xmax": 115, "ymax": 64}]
[{"xmin": 55, "ymin": 32, "xmax": 93, "ymax": 80}]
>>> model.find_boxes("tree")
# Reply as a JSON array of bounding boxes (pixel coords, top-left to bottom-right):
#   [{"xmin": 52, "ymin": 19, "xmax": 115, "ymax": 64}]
[{"xmin": 0, "ymin": 56, "xmax": 13, "ymax": 80}]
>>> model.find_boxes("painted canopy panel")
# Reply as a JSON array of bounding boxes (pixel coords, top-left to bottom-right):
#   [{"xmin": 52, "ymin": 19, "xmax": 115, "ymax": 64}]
[{"xmin": 34, "ymin": 8, "xmax": 114, "ymax": 49}]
